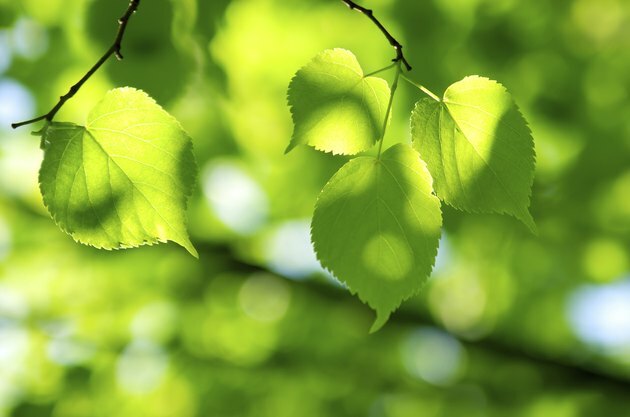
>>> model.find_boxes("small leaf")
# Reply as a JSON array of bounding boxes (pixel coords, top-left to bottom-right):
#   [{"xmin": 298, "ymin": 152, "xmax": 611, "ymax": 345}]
[
  {"xmin": 311, "ymin": 144, "xmax": 442, "ymax": 331},
  {"xmin": 410, "ymin": 76, "xmax": 536, "ymax": 232},
  {"xmin": 39, "ymin": 87, "xmax": 198, "ymax": 256},
  {"xmin": 286, "ymin": 48, "xmax": 390, "ymax": 155}
]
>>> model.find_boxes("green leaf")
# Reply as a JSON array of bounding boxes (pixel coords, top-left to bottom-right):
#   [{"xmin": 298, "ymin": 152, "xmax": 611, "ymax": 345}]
[
  {"xmin": 311, "ymin": 144, "xmax": 442, "ymax": 331},
  {"xmin": 286, "ymin": 48, "xmax": 390, "ymax": 155},
  {"xmin": 39, "ymin": 87, "xmax": 198, "ymax": 256},
  {"xmin": 410, "ymin": 76, "xmax": 536, "ymax": 232}
]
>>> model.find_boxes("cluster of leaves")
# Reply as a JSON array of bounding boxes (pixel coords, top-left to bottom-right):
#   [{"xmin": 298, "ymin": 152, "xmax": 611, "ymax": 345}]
[
  {"xmin": 16, "ymin": 1, "xmax": 533, "ymax": 332},
  {"xmin": 287, "ymin": 48, "xmax": 536, "ymax": 330}
]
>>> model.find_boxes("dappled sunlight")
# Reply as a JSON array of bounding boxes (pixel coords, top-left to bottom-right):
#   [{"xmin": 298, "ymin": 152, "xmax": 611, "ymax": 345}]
[
  {"xmin": 296, "ymin": 99, "xmax": 380, "ymax": 154},
  {"xmin": 363, "ymin": 232, "xmax": 413, "ymax": 281},
  {"xmin": 0, "ymin": 0, "xmax": 629, "ymax": 415}
]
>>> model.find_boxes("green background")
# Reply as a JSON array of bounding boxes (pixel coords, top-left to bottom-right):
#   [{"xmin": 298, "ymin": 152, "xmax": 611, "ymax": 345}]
[{"xmin": 1, "ymin": 0, "xmax": 629, "ymax": 415}]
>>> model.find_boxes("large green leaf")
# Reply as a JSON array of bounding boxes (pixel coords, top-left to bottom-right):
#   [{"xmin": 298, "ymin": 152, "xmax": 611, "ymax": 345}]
[
  {"xmin": 410, "ymin": 76, "xmax": 536, "ymax": 232},
  {"xmin": 286, "ymin": 48, "xmax": 390, "ymax": 155},
  {"xmin": 39, "ymin": 88, "xmax": 198, "ymax": 256},
  {"xmin": 311, "ymin": 144, "xmax": 442, "ymax": 331}
]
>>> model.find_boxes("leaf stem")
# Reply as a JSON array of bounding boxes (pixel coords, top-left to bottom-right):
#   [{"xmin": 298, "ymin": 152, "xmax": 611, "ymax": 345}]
[
  {"xmin": 363, "ymin": 62, "xmax": 397, "ymax": 78},
  {"xmin": 11, "ymin": 0, "xmax": 141, "ymax": 129},
  {"xmin": 341, "ymin": 0, "xmax": 412, "ymax": 71},
  {"xmin": 400, "ymin": 74, "xmax": 440, "ymax": 101},
  {"xmin": 377, "ymin": 61, "xmax": 402, "ymax": 158}
]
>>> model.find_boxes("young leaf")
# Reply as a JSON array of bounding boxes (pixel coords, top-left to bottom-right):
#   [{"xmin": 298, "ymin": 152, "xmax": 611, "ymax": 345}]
[
  {"xmin": 39, "ymin": 87, "xmax": 198, "ymax": 256},
  {"xmin": 286, "ymin": 48, "xmax": 390, "ymax": 155},
  {"xmin": 311, "ymin": 144, "xmax": 442, "ymax": 331},
  {"xmin": 410, "ymin": 76, "xmax": 536, "ymax": 232}
]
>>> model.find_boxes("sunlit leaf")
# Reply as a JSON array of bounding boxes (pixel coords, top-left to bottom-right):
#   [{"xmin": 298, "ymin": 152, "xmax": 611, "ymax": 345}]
[
  {"xmin": 39, "ymin": 87, "xmax": 198, "ymax": 256},
  {"xmin": 286, "ymin": 48, "xmax": 390, "ymax": 155},
  {"xmin": 410, "ymin": 76, "xmax": 536, "ymax": 232},
  {"xmin": 311, "ymin": 144, "xmax": 442, "ymax": 331}
]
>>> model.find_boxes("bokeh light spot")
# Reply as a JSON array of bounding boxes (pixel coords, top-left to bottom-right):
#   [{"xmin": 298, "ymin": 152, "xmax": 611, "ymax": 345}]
[
  {"xmin": 11, "ymin": 18, "xmax": 48, "ymax": 60},
  {"xmin": 582, "ymin": 238, "xmax": 628, "ymax": 283},
  {"xmin": 568, "ymin": 279, "xmax": 630, "ymax": 350},
  {"xmin": 263, "ymin": 220, "xmax": 323, "ymax": 279},
  {"xmin": 239, "ymin": 273, "xmax": 291, "ymax": 323},
  {"xmin": 400, "ymin": 327, "xmax": 466, "ymax": 386},
  {"xmin": 202, "ymin": 161, "xmax": 268, "ymax": 234},
  {"xmin": 130, "ymin": 301, "xmax": 178, "ymax": 345},
  {"xmin": 0, "ymin": 78, "xmax": 35, "ymax": 130},
  {"xmin": 116, "ymin": 340, "xmax": 169, "ymax": 394}
]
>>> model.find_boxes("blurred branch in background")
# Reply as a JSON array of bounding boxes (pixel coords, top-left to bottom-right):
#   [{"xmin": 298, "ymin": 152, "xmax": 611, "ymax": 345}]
[{"xmin": 1, "ymin": 0, "xmax": 630, "ymax": 415}]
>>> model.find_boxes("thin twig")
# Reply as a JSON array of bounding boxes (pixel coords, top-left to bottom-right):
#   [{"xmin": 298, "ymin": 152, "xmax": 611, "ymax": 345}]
[
  {"xmin": 341, "ymin": 0, "xmax": 411, "ymax": 71},
  {"xmin": 11, "ymin": 0, "xmax": 141, "ymax": 129}
]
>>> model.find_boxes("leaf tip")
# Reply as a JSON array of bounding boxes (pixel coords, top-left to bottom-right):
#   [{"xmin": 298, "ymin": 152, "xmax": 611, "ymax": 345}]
[
  {"xmin": 519, "ymin": 211, "xmax": 538, "ymax": 236},
  {"xmin": 369, "ymin": 309, "xmax": 391, "ymax": 333},
  {"xmin": 179, "ymin": 238, "xmax": 198, "ymax": 258},
  {"xmin": 284, "ymin": 142, "xmax": 296, "ymax": 154}
]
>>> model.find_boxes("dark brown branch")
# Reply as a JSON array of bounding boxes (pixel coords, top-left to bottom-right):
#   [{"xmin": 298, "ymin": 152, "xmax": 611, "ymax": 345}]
[
  {"xmin": 341, "ymin": 0, "xmax": 411, "ymax": 71},
  {"xmin": 11, "ymin": 0, "xmax": 141, "ymax": 129}
]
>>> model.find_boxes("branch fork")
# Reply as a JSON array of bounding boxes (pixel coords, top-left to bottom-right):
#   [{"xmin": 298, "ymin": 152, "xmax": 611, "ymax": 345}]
[{"xmin": 341, "ymin": 0, "xmax": 412, "ymax": 71}]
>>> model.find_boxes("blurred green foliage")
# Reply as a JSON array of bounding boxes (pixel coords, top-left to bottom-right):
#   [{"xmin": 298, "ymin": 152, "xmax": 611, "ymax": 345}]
[{"xmin": 1, "ymin": 0, "xmax": 630, "ymax": 415}]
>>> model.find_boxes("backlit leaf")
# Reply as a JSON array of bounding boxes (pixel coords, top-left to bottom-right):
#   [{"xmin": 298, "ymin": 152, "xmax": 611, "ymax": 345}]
[
  {"xmin": 286, "ymin": 48, "xmax": 390, "ymax": 155},
  {"xmin": 311, "ymin": 144, "xmax": 442, "ymax": 331},
  {"xmin": 39, "ymin": 87, "xmax": 198, "ymax": 256},
  {"xmin": 410, "ymin": 76, "xmax": 536, "ymax": 232}
]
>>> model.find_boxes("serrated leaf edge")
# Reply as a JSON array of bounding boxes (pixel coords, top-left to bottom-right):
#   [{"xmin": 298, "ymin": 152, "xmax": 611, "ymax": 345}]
[
  {"xmin": 410, "ymin": 76, "xmax": 537, "ymax": 234},
  {"xmin": 38, "ymin": 88, "xmax": 199, "ymax": 257},
  {"xmin": 310, "ymin": 144, "xmax": 441, "ymax": 331},
  {"xmin": 286, "ymin": 48, "xmax": 390, "ymax": 156}
]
